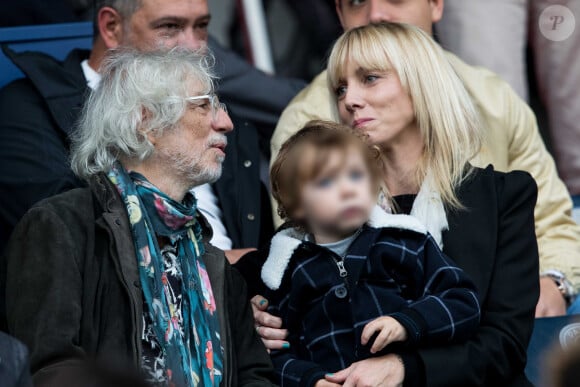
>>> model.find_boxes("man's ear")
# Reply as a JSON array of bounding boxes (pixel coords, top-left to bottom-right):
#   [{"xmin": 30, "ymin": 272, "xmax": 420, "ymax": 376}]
[
  {"xmin": 97, "ymin": 6, "xmax": 125, "ymax": 49},
  {"xmin": 429, "ymin": 0, "xmax": 445, "ymax": 24},
  {"xmin": 335, "ymin": 0, "xmax": 347, "ymax": 29},
  {"xmin": 140, "ymin": 109, "xmax": 156, "ymax": 145}
]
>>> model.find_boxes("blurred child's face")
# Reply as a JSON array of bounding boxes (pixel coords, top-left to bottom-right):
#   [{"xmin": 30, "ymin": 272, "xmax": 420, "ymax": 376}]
[{"xmin": 295, "ymin": 147, "xmax": 376, "ymax": 242}]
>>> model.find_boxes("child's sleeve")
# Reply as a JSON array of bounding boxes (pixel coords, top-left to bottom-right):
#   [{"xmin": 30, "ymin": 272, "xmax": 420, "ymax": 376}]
[
  {"xmin": 265, "ymin": 278, "xmax": 328, "ymax": 387},
  {"xmin": 390, "ymin": 234, "xmax": 481, "ymax": 345}
]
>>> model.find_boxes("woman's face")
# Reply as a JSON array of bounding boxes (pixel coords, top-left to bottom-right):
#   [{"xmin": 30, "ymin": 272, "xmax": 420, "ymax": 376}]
[{"xmin": 336, "ymin": 60, "xmax": 418, "ymax": 149}]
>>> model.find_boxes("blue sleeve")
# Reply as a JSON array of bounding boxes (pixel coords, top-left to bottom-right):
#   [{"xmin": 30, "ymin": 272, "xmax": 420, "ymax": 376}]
[
  {"xmin": 391, "ymin": 235, "xmax": 481, "ymax": 345},
  {"xmin": 266, "ymin": 277, "xmax": 327, "ymax": 387}
]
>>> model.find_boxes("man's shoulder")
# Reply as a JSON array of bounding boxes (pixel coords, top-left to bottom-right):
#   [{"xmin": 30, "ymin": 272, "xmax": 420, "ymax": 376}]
[
  {"xmin": 445, "ymin": 50, "xmax": 521, "ymax": 109},
  {"xmin": 272, "ymin": 70, "xmax": 336, "ymax": 155},
  {"xmin": 2, "ymin": 47, "xmax": 88, "ymax": 98},
  {"xmin": 30, "ymin": 185, "xmax": 94, "ymax": 219},
  {"xmin": 285, "ymin": 69, "xmax": 332, "ymax": 110}
]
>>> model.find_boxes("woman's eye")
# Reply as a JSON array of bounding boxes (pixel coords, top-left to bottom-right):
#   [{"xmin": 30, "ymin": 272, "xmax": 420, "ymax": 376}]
[
  {"xmin": 335, "ymin": 85, "xmax": 347, "ymax": 98},
  {"xmin": 364, "ymin": 74, "xmax": 378, "ymax": 83}
]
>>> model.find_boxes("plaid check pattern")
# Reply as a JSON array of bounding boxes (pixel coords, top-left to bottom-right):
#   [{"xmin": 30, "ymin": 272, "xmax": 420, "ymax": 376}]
[{"xmin": 265, "ymin": 225, "xmax": 480, "ymax": 387}]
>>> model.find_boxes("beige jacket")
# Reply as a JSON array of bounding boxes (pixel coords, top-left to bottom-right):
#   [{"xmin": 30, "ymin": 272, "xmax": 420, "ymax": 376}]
[{"xmin": 271, "ymin": 51, "xmax": 580, "ymax": 289}]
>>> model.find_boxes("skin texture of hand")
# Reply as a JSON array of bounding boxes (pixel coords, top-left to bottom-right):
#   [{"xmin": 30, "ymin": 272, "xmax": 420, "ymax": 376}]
[
  {"xmin": 361, "ymin": 316, "xmax": 407, "ymax": 354},
  {"xmin": 250, "ymin": 295, "xmax": 289, "ymax": 350},
  {"xmin": 325, "ymin": 355, "xmax": 404, "ymax": 387},
  {"xmin": 315, "ymin": 380, "xmax": 342, "ymax": 387},
  {"xmin": 535, "ymin": 276, "xmax": 567, "ymax": 317},
  {"xmin": 224, "ymin": 248, "xmax": 257, "ymax": 264}
]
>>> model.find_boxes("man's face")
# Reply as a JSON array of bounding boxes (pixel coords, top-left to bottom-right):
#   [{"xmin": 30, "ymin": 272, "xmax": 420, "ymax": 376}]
[
  {"xmin": 335, "ymin": 0, "xmax": 443, "ymax": 35},
  {"xmin": 153, "ymin": 79, "xmax": 234, "ymax": 189},
  {"xmin": 122, "ymin": 0, "xmax": 210, "ymax": 51}
]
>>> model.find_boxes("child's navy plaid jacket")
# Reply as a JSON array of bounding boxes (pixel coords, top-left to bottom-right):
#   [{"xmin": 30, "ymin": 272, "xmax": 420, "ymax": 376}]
[{"xmin": 261, "ymin": 206, "xmax": 481, "ymax": 387}]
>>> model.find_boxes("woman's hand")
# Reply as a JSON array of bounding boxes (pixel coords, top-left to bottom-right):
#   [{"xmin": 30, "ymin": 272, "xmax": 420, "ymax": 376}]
[
  {"xmin": 250, "ymin": 295, "xmax": 289, "ymax": 350},
  {"xmin": 325, "ymin": 354, "xmax": 405, "ymax": 387},
  {"xmin": 315, "ymin": 380, "xmax": 342, "ymax": 387}
]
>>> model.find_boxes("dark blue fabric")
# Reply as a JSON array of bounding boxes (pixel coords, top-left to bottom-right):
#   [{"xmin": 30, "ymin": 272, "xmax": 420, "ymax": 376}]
[{"xmin": 265, "ymin": 225, "xmax": 480, "ymax": 387}]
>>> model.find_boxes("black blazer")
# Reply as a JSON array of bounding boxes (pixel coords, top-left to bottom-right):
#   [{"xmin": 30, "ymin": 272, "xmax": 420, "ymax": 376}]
[
  {"xmin": 235, "ymin": 165, "xmax": 539, "ymax": 386},
  {"xmin": 418, "ymin": 165, "xmax": 539, "ymax": 387}
]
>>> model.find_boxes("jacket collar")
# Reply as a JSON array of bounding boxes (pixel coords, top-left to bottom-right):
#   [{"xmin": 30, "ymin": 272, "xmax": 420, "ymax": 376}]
[
  {"xmin": 3, "ymin": 46, "xmax": 90, "ymax": 139},
  {"xmin": 261, "ymin": 205, "xmax": 427, "ymax": 290}
]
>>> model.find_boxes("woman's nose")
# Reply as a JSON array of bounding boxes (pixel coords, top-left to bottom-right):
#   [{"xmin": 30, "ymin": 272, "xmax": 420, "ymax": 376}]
[{"xmin": 343, "ymin": 88, "xmax": 364, "ymax": 112}]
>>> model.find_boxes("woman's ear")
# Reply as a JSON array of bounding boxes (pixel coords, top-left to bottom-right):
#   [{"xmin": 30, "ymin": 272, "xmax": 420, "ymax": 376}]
[
  {"xmin": 429, "ymin": 0, "xmax": 445, "ymax": 24},
  {"xmin": 97, "ymin": 7, "xmax": 125, "ymax": 49}
]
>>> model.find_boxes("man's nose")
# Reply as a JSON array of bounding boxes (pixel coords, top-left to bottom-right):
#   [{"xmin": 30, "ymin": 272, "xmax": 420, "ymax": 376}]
[
  {"xmin": 368, "ymin": 0, "xmax": 393, "ymax": 23},
  {"xmin": 177, "ymin": 30, "xmax": 206, "ymax": 50},
  {"xmin": 212, "ymin": 109, "xmax": 234, "ymax": 133}
]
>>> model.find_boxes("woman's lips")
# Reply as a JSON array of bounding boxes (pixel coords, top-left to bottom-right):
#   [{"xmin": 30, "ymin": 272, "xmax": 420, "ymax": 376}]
[{"xmin": 353, "ymin": 118, "xmax": 374, "ymax": 128}]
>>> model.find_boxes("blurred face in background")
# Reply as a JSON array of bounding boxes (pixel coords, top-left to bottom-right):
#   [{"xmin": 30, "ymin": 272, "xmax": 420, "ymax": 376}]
[
  {"xmin": 122, "ymin": 0, "xmax": 210, "ymax": 51},
  {"xmin": 295, "ymin": 147, "xmax": 376, "ymax": 242},
  {"xmin": 334, "ymin": 0, "xmax": 444, "ymax": 35}
]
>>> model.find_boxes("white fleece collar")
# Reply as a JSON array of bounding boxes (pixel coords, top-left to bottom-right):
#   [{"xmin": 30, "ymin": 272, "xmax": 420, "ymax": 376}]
[{"xmin": 261, "ymin": 206, "xmax": 427, "ymax": 290}]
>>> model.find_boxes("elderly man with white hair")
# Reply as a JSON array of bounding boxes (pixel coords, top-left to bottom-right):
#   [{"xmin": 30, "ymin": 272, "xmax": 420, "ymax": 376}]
[{"xmin": 4, "ymin": 48, "xmax": 275, "ymax": 387}]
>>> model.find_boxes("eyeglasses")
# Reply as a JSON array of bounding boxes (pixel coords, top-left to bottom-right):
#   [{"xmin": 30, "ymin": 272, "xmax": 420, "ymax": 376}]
[{"xmin": 184, "ymin": 94, "xmax": 228, "ymax": 123}]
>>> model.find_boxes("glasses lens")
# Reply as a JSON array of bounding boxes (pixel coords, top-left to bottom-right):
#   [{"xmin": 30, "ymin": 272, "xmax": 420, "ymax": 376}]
[{"xmin": 210, "ymin": 95, "xmax": 227, "ymax": 122}]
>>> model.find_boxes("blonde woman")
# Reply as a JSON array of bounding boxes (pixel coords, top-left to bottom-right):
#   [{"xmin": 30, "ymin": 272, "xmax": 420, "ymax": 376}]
[{"xmin": 245, "ymin": 23, "xmax": 539, "ymax": 386}]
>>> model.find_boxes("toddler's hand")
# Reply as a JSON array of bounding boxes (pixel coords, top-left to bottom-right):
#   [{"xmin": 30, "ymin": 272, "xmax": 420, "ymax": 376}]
[{"xmin": 361, "ymin": 316, "xmax": 407, "ymax": 354}]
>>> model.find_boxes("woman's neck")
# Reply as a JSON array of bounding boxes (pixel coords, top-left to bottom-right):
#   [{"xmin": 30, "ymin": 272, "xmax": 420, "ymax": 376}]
[{"xmin": 380, "ymin": 139, "xmax": 424, "ymax": 196}]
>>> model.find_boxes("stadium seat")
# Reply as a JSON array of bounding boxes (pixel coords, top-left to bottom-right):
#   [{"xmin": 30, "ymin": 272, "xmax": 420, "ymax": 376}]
[
  {"xmin": 526, "ymin": 315, "xmax": 580, "ymax": 386},
  {"xmin": 0, "ymin": 21, "xmax": 92, "ymax": 88}
]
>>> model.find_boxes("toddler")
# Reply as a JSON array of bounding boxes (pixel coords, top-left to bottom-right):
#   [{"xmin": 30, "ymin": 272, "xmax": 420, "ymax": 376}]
[{"xmin": 262, "ymin": 120, "xmax": 481, "ymax": 387}]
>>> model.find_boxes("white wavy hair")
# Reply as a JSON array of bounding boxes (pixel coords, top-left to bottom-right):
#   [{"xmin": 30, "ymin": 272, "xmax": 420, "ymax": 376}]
[{"xmin": 70, "ymin": 47, "xmax": 215, "ymax": 180}]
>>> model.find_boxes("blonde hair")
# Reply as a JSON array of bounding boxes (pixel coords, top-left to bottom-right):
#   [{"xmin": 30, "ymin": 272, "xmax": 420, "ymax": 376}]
[
  {"xmin": 271, "ymin": 120, "xmax": 382, "ymax": 222},
  {"xmin": 327, "ymin": 22, "xmax": 483, "ymax": 209}
]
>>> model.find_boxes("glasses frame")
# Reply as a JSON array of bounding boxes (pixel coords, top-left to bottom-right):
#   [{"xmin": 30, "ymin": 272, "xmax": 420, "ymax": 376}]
[{"xmin": 184, "ymin": 94, "xmax": 228, "ymax": 123}]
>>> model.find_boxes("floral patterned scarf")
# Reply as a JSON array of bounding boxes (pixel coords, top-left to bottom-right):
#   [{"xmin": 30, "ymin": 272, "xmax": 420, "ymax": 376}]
[{"xmin": 108, "ymin": 163, "xmax": 223, "ymax": 386}]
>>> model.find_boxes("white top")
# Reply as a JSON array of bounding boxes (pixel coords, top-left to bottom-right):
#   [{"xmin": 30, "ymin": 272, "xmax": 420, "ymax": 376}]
[
  {"xmin": 80, "ymin": 60, "xmax": 233, "ymax": 250},
  {"xmin": 80, "ymin": 59, "xmax": 101, "ymax": 90}
]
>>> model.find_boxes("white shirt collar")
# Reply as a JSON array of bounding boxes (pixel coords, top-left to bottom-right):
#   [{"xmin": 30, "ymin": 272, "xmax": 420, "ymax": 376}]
[{"xmin": 80, "ymin": 59, "xmax": 101, "ymax": 90}]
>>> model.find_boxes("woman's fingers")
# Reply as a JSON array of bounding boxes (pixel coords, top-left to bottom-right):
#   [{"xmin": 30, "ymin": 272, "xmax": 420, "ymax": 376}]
[
  {"xmin": 250, "ymin": 295, "xmax": 284, "ymax": 328},
  {"xmin": 256, "ymin": 325, "xmax": 288, "ymax": 341},
  {"xmin": 260, "ymin": 338, "xmax": 290, "ymax": 351}
]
